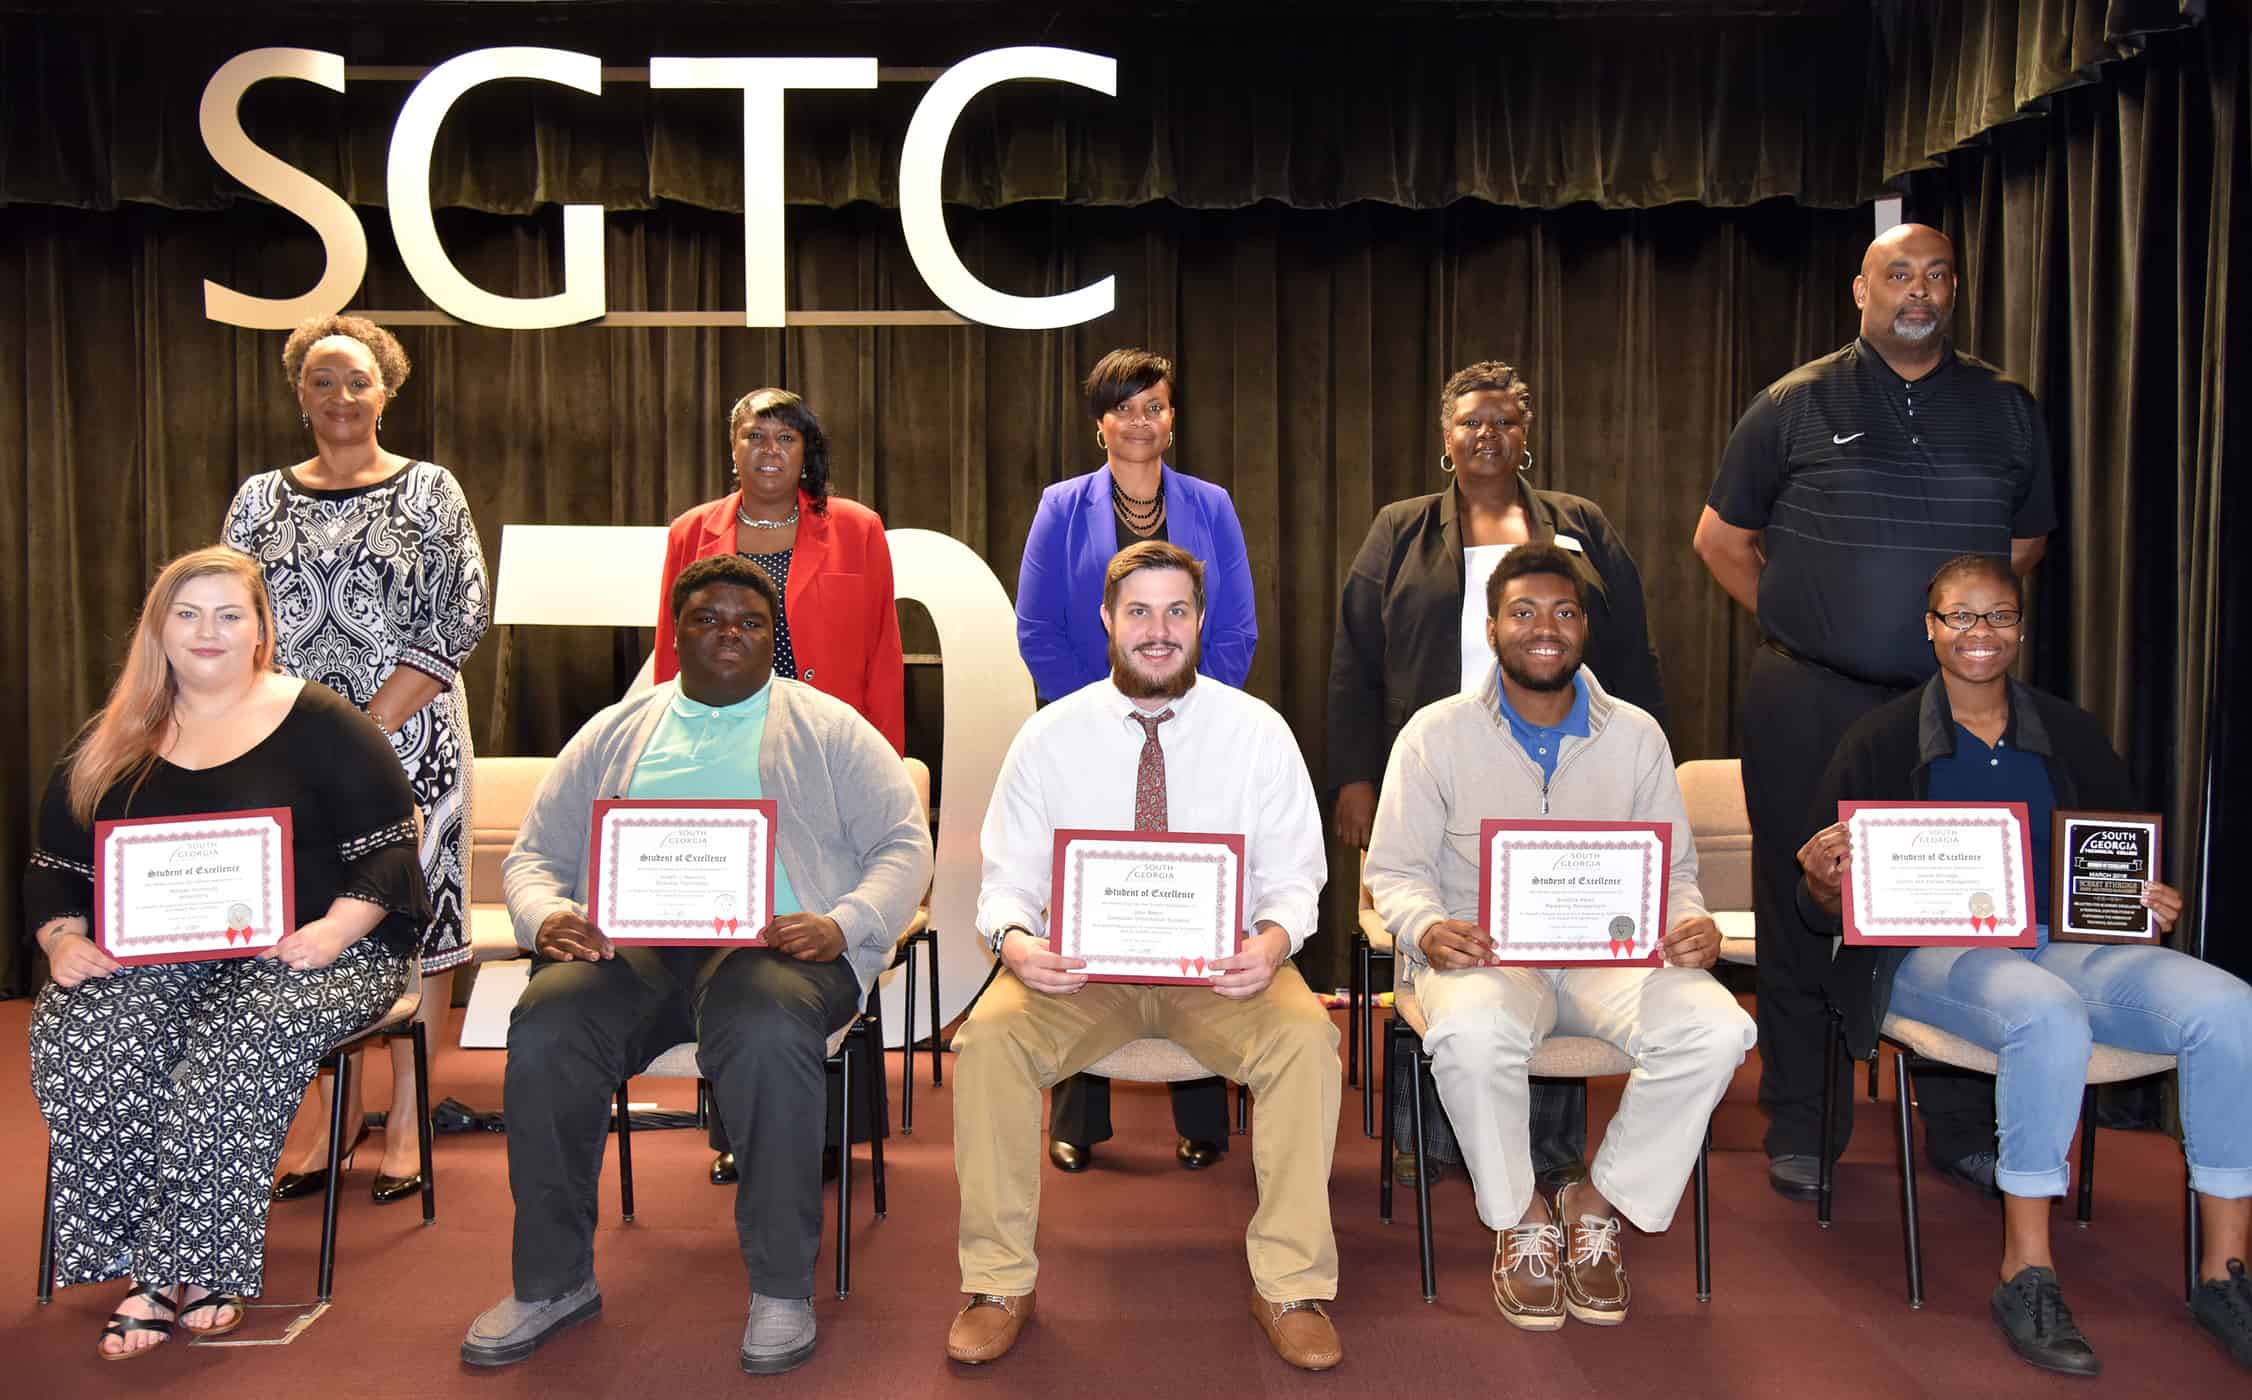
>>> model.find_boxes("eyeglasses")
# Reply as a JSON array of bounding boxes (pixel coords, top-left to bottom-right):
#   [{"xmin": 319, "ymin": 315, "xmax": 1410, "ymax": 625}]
[{"xmin": 1928, "ymin": 607, "xmax": 2023, "ymax": 631}]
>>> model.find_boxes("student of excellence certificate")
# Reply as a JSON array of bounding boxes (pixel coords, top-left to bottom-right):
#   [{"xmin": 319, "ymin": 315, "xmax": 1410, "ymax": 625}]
[
  {"xmin": 588, "ymin": 799, "xmax": 776, "ymax": 945},
  {"xmin": 1841, "ymin": 800, "xmax": 2035, "ymax": 947},
  {"xmin": 1477, "ymin": 819, "xmax": 1669, "ymax": 967},
  {"xmin": 95, "ymin": 808, "xmax": 295, "ymax": 965},
  {"xmin": 1050, "ymin": 829, "xmax": 1245, "ymax": 984}
]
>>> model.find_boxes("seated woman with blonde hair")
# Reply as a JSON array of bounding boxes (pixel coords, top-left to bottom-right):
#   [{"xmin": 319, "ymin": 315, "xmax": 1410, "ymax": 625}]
[{"xmin": 25, "ymin": 545, "xmax": 428, "ymax": 1359}]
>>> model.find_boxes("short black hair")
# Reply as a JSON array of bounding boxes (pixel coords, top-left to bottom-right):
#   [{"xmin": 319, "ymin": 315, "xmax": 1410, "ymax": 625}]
[
  {"xmin": 1083, "ymin": 348, "xmax": 1175, "ymax": 421},
  {"xmin": 1925, "ymin": 553, "xmax": 2020, "ymax": 611},
  {"xmin": 670, "ymin": 554, "xmax": 783, "ymax": 623},
  {"xmin": 728, "ymin": 387, "xmax": 832, "ymax": 516},
  {"xmin": 1486, "ymin": 541, "xmax": 1586, "ymax": 617},
  {"xmin": 1440, "ymin": 359, "xmax": 1534, "ymax": 433}
]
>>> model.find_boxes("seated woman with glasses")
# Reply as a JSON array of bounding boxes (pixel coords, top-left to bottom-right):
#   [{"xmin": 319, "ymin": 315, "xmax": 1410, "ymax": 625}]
[{"xmin": 1795, "ymin": 552, "xmax": 2252, "ymax": 1378}]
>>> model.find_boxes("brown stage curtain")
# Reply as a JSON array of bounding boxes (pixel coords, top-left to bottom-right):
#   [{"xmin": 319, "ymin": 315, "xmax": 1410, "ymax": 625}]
[
  {"xmin": 1920, "ymin": 9, "xmax": 2246, "ymax": 973},
  {"xmin": 1879, "ymin": 0, "xmax": 2205, "ymax": 178},
  {"xmin": 0, "ymin": 11, "xmax": 1884, "ymax": 214},
  {"xmin": 0, "ymin": 195, "xmax": 1868, "ymax": 994}
]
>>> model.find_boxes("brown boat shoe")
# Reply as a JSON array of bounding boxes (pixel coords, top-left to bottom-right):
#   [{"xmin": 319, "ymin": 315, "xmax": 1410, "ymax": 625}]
[
  {"xmin": 1250, "ymin": 1289, "xmax": 1343, "ymax": 1370},
  {"xmin": 1492, "ymin": 1217, "xmax": 1568, "ymax": 1331},
  {"xmin": 945, "ymin": 1291, "xmax": 1035, "ymax": 1363},
  {"xmin": 1560, "ymin": 1195, "xmax": 1630, "ymax": 1326}
]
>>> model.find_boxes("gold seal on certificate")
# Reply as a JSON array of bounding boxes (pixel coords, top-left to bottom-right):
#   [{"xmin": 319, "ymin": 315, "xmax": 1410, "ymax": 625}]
[
  {"xmin": 1050, "ymin": 828, "xmax": 1245, "ymax": 984},
  {"xmin": 2052, "ymin": 810, "xmax": 2163, "ymax": 944},
  {"xmin": 587, "ymin": 799, "xmax": 777, "ymax": 946},
  {"xmin": 1841, "ymin": 801, "xmax": 2035, "ymax": 947},
  {"xmin": 95, "ymin": 807, "xmax": 296, "ymax": 965},
  {"xmin": 1476, "ymin": 819, "xmax": 1670, "ymax": 967}
]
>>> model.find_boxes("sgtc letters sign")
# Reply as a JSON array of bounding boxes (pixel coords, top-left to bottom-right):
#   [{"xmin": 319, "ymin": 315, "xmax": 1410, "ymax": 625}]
[{"xmin": 200, "ymin": 45, "xmax": 1117, "ymax": 331}]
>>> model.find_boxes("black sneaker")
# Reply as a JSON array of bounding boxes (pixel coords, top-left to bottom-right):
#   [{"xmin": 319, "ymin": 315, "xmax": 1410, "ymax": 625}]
[
  {"xmin": 2189, "ymin": 1258, "xmax": 2252, "ymax": 1370},
  {"xmin": 1990, "ymin": 1266, "xmax": 2100, "ymax": 1377},
  {"xmin": 1929, "ymin": 1147, "xmax": 2002, "ymax": 1198}
]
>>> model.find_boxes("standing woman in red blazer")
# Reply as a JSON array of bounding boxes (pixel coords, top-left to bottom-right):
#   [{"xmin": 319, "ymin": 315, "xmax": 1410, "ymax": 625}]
[
  {"xmin": 652, "ymin": 387, "xmax": 907, "ymax": 1183},
  {"xmin": 653, "ymin": 388, "xmax": 905, "ymax": 754}
]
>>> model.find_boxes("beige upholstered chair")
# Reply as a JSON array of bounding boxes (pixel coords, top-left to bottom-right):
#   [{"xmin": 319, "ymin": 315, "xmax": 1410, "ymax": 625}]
[
  {"xmin": 467, "ymin": 755, "xmax": 555, "ymax": 962},
  {"xmin": 1381, "ymin": 978, "xmax": 1712, "ymax": 1304},
  {"xmin": 1076, "ymin": 1039, "xmax": 1251, "ymax": 1134},
  {"xmin": 1676, "ymin": 759, "xmax": 1755, "ymax": 966}
]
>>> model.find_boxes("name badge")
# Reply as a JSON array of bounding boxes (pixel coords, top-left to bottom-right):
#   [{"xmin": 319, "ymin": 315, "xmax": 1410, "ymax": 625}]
[{"xmin": 1553, "ymin": 535, "xmax": 1585, "ymax": 554}]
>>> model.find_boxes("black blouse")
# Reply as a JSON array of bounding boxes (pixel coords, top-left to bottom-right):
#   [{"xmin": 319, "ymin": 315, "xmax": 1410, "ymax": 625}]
[{"xmin": 24, "ymin": 681, "xmax": 432, "ymax": 959}]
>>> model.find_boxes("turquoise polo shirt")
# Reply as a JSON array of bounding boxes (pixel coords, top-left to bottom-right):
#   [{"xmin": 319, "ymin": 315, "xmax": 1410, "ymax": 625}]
[
  {"xmin": 1498, "ymin": 671, "xmax": 1592, "ymax": 784},
  {"xmin": 629, "ymin": 681, "xmax": 800, "ymax": 918}
]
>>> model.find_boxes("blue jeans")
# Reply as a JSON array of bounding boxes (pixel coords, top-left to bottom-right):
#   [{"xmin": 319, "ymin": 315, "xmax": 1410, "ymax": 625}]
[{"xmin": 1887, "ymin": 932, "xmax": 2252, "ymax": 1200}]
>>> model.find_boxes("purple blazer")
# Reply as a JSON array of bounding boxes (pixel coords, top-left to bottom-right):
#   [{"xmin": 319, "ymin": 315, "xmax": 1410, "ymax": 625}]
[{"xmin": 1014, "ymin": 462, "xmax": 1259, "ymax": 701}]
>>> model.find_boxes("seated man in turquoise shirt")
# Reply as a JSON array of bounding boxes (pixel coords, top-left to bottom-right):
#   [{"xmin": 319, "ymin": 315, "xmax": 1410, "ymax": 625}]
[{"xmin": 462, "ymin": 555, "xmax": 932, "ymax": 1376}]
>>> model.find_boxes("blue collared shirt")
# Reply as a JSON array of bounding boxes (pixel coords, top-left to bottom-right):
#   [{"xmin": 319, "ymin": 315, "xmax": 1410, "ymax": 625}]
[
  {"xmin": 1496, "ymin": 671, "xmax": 1591, "ymax": 784},
  {"xmin": 630, "ymin": 680, "xmax": 801, "ymax": 917},
  {"xmin": 1926, "ymin": 720, "xmax": 2055, "ymax": 929}
]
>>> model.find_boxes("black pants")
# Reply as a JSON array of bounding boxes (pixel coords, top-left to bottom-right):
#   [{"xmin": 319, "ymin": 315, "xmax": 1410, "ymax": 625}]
[
  {"xmin": 1744, "ymin": 647, "xmax": 1995, "ymax": 1161},
  {"xmin": 505, "ymin": 946, "xmax": 862, "ymax": 1300},
  {"xmin": 1049, "ymin": 1072, "xmax": 1231, "ymax": 1146}
]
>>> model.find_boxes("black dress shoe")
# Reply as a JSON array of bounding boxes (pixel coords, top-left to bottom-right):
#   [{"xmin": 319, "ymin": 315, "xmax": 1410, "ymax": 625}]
[
  {"xmin": 1048, "ymin": 1139, "xmax": 1092, "ymax": 1172},
  {"xmin": 1767, "ymin": 1154, "xmax": 1824, "ymax": 1202},
  {"xmin": 1991, "ymin": 1266, "xmax": 2101, "ymax": 1376},
  {"xmin": 711, "ymin": 1151, "xmax": 738, "ymax": 1185},
  {"xmin": 1176, "ymin": 1138, "xmax": 1225, "ymax": 1170},
  {"xmin": 370, "ymin": 1170, "xmax": 425, "ymax": 1204},
  {"xmin": 273, "ymin": 1122, "xmax": 372, "ymax": 1201}
]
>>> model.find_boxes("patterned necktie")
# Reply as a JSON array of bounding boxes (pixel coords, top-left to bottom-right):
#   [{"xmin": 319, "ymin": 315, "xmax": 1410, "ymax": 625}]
[{"xmin": 1131, "ymin": 708, "xmax": 1175, "ymax": 832}]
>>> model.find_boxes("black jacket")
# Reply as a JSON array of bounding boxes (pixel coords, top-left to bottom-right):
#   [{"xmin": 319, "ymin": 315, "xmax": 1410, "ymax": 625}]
[
  {"xmin": 1798, "ymin": 673, "xmax": 2134, "ymax": 1059},
  {"xmin": 1325, "ymin": 485, "xmax": 1666, "ymax": 791}
]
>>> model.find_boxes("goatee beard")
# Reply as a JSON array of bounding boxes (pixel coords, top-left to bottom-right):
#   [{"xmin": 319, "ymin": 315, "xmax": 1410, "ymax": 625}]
[
  {"xmin": 1110, "ymin": 641, "xmax": 1200, "ymax": 700},
  {"xmin": 1497, "ymin": 649, "xmax": 1579, "ymax": 694}
]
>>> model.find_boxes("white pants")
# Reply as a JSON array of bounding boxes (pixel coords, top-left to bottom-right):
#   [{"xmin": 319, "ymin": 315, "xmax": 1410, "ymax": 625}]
[{"xmin": 1413, "ymin": 962, "xmax": 1754, "ymax": 1233}]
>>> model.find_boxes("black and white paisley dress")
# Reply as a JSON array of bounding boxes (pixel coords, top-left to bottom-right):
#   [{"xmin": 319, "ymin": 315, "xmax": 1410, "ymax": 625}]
[{"xmin": 223, "ymin": 461, "xmax": 489, "ymax": 973}]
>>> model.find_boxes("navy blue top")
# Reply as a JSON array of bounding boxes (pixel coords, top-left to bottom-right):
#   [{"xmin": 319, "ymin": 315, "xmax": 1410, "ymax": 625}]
[
  {"xmin": 1926, "ymin": 720, "xmax": 2057, "ymax": 925},
  {"xmin": 1496, "ymin": 672, "xmax": 1591, "ymax": 785}
]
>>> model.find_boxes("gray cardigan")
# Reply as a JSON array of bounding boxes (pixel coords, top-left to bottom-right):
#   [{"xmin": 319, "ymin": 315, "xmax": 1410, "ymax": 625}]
[
  {"xmin": 1364, "ymin": 667, "xmax": 1705, "ymax": 967},
  {"xmin": 503, "ymin": 678, "xmax": 933, "ymax": 994}
]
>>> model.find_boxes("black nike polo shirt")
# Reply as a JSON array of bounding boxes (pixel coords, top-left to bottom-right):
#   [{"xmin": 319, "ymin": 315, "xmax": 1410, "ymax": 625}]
[{"xmin": 1708, "ymin": 337, "xmax": 2057, "ymax": 688}]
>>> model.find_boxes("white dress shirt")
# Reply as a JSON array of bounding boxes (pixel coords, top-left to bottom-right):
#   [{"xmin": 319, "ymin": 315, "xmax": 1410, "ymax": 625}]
[{"xmin": 977, "ymin": 675, "xmax": 1328, "ymax": 954}]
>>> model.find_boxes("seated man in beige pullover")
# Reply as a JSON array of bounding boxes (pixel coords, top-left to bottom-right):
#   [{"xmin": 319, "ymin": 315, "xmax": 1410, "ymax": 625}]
[{"xmin": 1364, "ymin": 542, "xmax": 1753, "ymax": 1332}]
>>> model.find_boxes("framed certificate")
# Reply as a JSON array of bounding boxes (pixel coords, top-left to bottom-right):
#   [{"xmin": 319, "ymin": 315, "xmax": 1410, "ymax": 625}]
[
  {"xmin": 1476, "ymin": 819, "xmax": 1669, "ymax": 967},
  {"xmin": 1050, "ymin": 828, "xmax": 1245, "ymax": 984},
  {"xmin": 1841, "ymin": 801, "xmax": 2035, "ymax": 947},
  {"xmin": 587, "ymin": 799, "xmax": 777, "ymax": 946},
  {"xmin": 95, "ymin": 808, "xmax": 296, "ymax": 965},
  {"xmin": 2052, "ymin": 810, "xmax": 2163, "ymax": 944}
]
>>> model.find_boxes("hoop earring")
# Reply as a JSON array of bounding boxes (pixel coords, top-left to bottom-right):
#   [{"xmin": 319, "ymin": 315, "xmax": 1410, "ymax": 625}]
[
  {"xmin": 1096, "ymin": 428, "xmax": 1108, "ymax": 451},
  {"xmin": 1518, "ymin": 448, "xmax": 1535, "ymax": 475},
  {"xmin": 1439, "ymin": 453, "xmax": 1455, "ymax": 475}
]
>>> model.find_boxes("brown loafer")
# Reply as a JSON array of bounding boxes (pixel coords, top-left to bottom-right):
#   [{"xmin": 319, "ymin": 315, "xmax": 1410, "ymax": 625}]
[
  {"xmin": 946, "ymin": 1291, "xmax": 1034, "ymax": 1364},
  {"xmin": 1249, "ymin": 1289, "xmax": 1342, "ymax": 1370},
  {"xmin": 1492, "ymin": 1219, "xmax": 1567, "ymax": 1331},
  {"xmin": 1559, "ymin": 1193, "xmax": 1630, "ymax": 1326}
]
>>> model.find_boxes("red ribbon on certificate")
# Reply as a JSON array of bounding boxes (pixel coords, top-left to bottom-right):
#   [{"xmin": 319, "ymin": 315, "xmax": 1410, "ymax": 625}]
[
  {"xmin": 224, "ymin": 926, "xmax": 252, "ymax": 944},
  {"xmin": 711, "ymin": 917, "xmax": 740, "ymax": 936},
  {"xmin": 1969, "ymin": 915, "xmax": 1997, "ymax": 933},
  {"xmin": 1609, "ymin": 938, "xmax": 1632, "ymax": 956}
]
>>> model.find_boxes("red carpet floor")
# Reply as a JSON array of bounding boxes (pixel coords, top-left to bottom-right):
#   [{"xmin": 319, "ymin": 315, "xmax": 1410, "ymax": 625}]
[{"xmin": 0, "ymin": 995, "xmax": 2239, "ymax": 1397}]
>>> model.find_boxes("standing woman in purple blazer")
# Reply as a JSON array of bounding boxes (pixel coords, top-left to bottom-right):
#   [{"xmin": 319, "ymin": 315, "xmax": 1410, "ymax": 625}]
[{"xmin": 1011, "ymin": 347, "xmax": 1256, "ymax": 1173}]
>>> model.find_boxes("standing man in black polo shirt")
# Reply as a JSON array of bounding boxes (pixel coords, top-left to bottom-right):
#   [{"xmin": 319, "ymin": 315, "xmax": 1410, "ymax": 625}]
[{"xmin": 1692, "ymin": 222, "xmax": 2058, "ymax": 1201}]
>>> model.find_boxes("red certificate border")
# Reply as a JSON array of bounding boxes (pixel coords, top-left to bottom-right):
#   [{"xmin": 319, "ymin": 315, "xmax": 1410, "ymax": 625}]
[
  {"xmin": 94, "ymin": 807, "xmax": 297, "ymax": 966},
  {"xmin": 588, "ymin": 798, "xmax": 778, "ymax": 946},
  {"xmin": 1841, "ymin": 800, "xmax": 2035, "ymax": 947},
  {"xmin": 1476, "ymin": 819, "xmax": 1669, "ymax": 968},
  {"xmin": 1050, "ymin": 828, "xmax": 1247, "ymax": 985}
]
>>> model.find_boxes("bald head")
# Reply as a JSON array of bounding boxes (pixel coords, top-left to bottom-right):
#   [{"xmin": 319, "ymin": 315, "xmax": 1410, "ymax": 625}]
[{"xmin": 1854, "ymin": 223, "xmax": 1957, "ymax": 368}]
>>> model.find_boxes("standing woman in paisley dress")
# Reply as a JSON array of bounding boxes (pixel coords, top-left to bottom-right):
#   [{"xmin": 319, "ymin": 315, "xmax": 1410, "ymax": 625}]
[{"xmin": 222, "ymin": 314, "xmax": 490, "ymax": 1204}]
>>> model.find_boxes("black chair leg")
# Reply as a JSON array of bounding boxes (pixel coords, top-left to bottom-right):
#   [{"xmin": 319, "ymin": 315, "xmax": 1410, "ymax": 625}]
[
  {"xmin": 834, "ymin": 1041, "xmax": 853, "ymax": 1300},
  {"xmin": 1235, "ymin": 1082, "xmax": 1249, "ymax": 1135},
  {"xmin": 927, "ymin": 934, "xmax": 943, "ymax": 1086},
  {"xmin": 1407, "ymin": 1045, "xmax": 1437, "ymax": 1303},
  {"xmin": 863, "ymin": 1021, "xmax": 887, "ymax": 1219},
  {"xmin": 1694, "ymin": 1123, "xmax": 1713, "ymax": 1303},
  {"xmin": 1359, "ymin": 949, "xmax": 1382, "ymax": 1139},
  {"xmin": 1894, "ymin": 1051, "xmax": 1924, "ymax": 1308},
  {"xmin": 1347, "ymin": 941, "xmax": 1364, "ymax": 1092},
  {"xmin": 867, "ymin": 992, "xmax": 892, "ymax": 1138},
  {"xmin": 2186, "ymin": 1178, "xmax": 2202, "ymax": 1304},
  {"xmin": 616, "ymin": 1082, "xmax": 636, "ymax": 1223},
  {"xmin": 412, "ymin": 1022, "xmax": 436, "ymax": 1225},
  {"xmin": 2075, "ymin": 1086, "xmax": 2097, "ymax": 1226},
  {"xmin": 37, "ymin": 1151, "xmax": 55, "ymax": 1305},
  {"xmin": 1379, "ymin": 1019, "xmax": 1397, "ymax": 1223},
  {"xmin": 901, "ymin": 940, "xmax": 918, "ymax": 1134},
  {"xmin": 1867, "ymin": 1053, "xmax": 1879, "ymax": 1101},
  {"xmin": 317, "ymin": 1051, "xmax": 352, "ymax": 1303},
  {"xmin": 1817, "ymin": 1013, "xmax": 1840, "ymax": 1228}
]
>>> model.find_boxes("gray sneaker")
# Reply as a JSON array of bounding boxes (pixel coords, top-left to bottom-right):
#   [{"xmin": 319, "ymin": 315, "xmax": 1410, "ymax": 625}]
[
  {"xmin": 740, "ymin": 1294, "xmax": 817, "ymax": 1374},
  {"xmin": 460, "ymin": 1279, "xmax": 602, "ymax": 1367}
]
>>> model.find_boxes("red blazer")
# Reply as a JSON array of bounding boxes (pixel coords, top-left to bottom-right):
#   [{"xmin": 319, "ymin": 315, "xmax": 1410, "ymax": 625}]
[{"xmin": 653, "ymin": 489, "xmax": 906, "ymax": 754}]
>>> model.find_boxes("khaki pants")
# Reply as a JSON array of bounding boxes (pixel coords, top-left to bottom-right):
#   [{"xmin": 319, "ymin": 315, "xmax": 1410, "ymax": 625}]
[{"xmin": 953, "ymin": 963, "xmax": 1342, "ymax": 1301}]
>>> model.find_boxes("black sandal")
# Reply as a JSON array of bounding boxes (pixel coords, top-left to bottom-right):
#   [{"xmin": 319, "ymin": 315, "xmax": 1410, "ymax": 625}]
[
  {"xmin": 99, "ymin": 1283, "xmax": 177, "ymax": 1361},
  {"xmin": 179, "ymin": 1287, "xmax": 245, "ymax": 1338}
]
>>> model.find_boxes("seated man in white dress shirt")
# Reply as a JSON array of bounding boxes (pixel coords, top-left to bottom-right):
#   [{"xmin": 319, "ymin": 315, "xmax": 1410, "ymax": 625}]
[
  {"xmin": 1364, "ymin": 542, "xmax": 1754, "ymax": 1332},
  {"xmin": 944, "ymin": 540, "xmax": 1343, "ymax": 1372}
]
